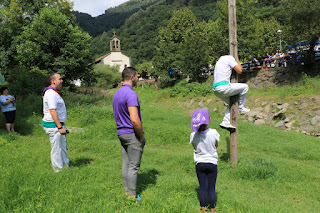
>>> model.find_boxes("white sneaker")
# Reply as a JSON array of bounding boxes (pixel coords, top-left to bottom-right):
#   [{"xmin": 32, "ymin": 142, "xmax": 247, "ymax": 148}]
[
  {"xmin": 219, "ymin": 121, "xmax": 236, "ymax": 130},
  {"xmin": 239, "ymin": 107, "xmax": 250, "ymax": 115}
]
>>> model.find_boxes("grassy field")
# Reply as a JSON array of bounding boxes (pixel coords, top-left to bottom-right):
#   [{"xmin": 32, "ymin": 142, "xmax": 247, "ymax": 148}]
[{"xmin": 0, "ymin": 85, "xmax": 319, "ymax": 212}]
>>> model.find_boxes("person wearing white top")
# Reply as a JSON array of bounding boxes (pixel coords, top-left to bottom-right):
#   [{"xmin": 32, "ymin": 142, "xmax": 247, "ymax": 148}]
[
  {"xmin": 190, "ymin": 109, "xmax": 219, "ymax": 213},
  {"xmin": 212, "ymin": 51, "xmax": 250, "ymax": 131},
  {"xmin": 42, "ymin": 73, "xmax": 69, "ymax": 172}
]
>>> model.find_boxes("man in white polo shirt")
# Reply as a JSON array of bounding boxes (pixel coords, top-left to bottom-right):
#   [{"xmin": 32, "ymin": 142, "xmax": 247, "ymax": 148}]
[
  {"xmin": 42, "ymin": 73, "xmax": 69, "ymax": 172},
  {"xmin": 213, "ymin": 51, "xmax": 250, "ymax": 131}
]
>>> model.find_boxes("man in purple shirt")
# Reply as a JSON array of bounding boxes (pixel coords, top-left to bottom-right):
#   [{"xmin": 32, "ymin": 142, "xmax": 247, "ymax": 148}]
[{"xmin": 112, "ymin": 67, "xmax": 145, "ymax": 201}]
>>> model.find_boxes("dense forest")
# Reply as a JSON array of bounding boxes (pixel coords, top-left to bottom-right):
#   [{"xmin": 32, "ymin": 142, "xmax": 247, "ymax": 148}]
[
  {"xmin": 74, "ymin": 0, "xmax": 287, "ymax": 66},
  {"xmin": 0, "ymin": 0, "xmax": 318, "ymax": 94},
  {"xmin": 72, "ymin": 0, "xmax": 164, "ymax": 37}
]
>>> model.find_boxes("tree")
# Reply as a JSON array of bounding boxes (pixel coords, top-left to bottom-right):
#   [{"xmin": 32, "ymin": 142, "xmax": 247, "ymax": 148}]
[
  {"xmin": 0, "ymin": 0, "xmax": 74, "ymax": 70},
  {"xmin": 154, "ymin": 8, "xmax": 209, "ymax": 81},
  {"xmin": 209, "ymin": 0, "xmax": 283, "ymax": 61},
  {"xmin": 93, "ymin": 64, "xmax": 121, "ymax": 89},
  {"xmin": 15, "ymin": 7, "xmax": 92, "ymax": 83},
  {"xmin": 181, "ymin": 23, "xmax": 209, "ymax": 82},
  {"xmin": 135, "ymin": 61, "xmax": 155, "ymax": 76},
  {"xmin": 205, "ymin": 19, "xmax": 228, "ymax": 63},
  {"xmin": 0, "ymin": 0, "xmax": 91, "ymax": 95},
  {"xmin": 285, "ymin": 0, "xmax": 320, "ymax": 66},
  {"xmin": 261, "ymin": 18, "xmax": 281, "ymax": 55}
]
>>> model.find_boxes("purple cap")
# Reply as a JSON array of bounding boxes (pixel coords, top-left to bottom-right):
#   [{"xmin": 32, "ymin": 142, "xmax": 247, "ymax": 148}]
[{"xmin": 190, "ymin": 109, "xmax": 210, "ymax": 132}]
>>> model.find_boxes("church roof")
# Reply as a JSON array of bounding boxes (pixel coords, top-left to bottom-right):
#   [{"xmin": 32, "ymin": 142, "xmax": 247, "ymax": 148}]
[
  {"xmin": 88, "ymin": 52, "xmax": 131, "ymax": 66},
  {"xmin": 110, "ymin": 31, "xmax": 120, "ymax": 40},
  {"xmin": 110, "ymin": 35, "xmax": 120, "ymax": 40},
  {"xmin": 88, "ymin": 53, "xmax": 111, "ymax": 66}
]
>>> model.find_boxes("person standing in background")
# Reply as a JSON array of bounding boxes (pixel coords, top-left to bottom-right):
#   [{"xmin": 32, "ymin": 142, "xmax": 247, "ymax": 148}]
[{"xmin": 0, "ymin": 87, "xmax": 17, "ymax": 133}]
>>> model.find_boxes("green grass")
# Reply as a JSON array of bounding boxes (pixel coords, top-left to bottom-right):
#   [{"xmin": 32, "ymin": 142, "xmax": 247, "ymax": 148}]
[
  {"xmin": 248, "ymin": 75, "xmax": 320, "ymax": 97},
  {"xmin": 0, "ymin": 87, "xmax": 319, "ymax": 212}
]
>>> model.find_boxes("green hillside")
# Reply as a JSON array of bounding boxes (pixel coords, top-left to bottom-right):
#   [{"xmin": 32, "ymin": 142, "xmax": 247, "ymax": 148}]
[
  {"xmin": 84, "ymin": 0, "xmax": 285, "ymax": 65},
  {"xmin": 73, "ymin": 0, "xmax": 164, "ymax": 37}
]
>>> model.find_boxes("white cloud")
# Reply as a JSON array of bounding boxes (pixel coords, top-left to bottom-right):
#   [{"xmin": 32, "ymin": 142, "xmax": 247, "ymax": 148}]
[{"xmin": 72, "ymin": 0, "xmax": 129, "ymax": 17}]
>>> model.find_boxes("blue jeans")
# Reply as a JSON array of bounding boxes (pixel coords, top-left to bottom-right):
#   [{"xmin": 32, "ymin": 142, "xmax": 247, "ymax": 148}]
[
  {"xmin": 118, "ymin": 133, "xmax": 145, "ymax": 195},
  {"xmin": 196, "ymin": 163, "xmax": 218, "ymax": 209}
]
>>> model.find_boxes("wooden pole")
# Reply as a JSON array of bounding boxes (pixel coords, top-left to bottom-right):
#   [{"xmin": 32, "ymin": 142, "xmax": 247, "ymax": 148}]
[{"xmin": 228, "ymin": 0, "xmax": 238, "ymax": 167}]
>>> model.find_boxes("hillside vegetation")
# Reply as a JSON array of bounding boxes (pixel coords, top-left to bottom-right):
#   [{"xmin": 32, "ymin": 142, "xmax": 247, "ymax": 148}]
[
  {"xmin": 73, "ymin": 0, "xmax": 164, "ymax": 37},
  {"xmin": 0, "ymin": 83, "xmax": 319, "ymax": 212},
  {"xmin": 84, "ymin": 0, "xmax": 286, "ymax": 65}
]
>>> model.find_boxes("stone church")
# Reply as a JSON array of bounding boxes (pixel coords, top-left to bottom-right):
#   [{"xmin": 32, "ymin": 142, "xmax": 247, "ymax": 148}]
[{"xmin": 91, "ymin": 32, "xmax": 131, "ymax": 72}]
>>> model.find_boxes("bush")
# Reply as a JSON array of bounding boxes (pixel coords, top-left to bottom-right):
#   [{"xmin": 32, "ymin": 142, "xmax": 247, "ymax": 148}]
[
  {"xmin": 169, "ymin": 80, "xmax": 212, "ymax": 97},
  {"xmin": 93, "ymin": 64, "xmax": 121, "ymax": 89},
  {"xmin": 158, "ymin": 76, "xmax": 177, "ymax": 89},
  {"xmin": 5, "ymin": 66, "xmax": 48, "ymax": 97}
]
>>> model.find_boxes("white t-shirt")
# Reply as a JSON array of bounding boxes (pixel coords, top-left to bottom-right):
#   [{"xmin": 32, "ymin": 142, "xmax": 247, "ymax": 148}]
[
  {"xmin": 42, "ymin": 89, "xmax": 67, "ymax": 123},
  {"xmin": 213, "ymin": 55, "xmax": 238, "ymax": 83},
  {"xmin": 189, "ymin": 128, "xmax": 220, "ymax": 165}
]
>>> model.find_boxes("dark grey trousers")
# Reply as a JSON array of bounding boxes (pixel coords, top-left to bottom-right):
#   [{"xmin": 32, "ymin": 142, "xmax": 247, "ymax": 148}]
[{"xmin": 118, "ymin": 133, "xmax": 145, "ymax": 195}]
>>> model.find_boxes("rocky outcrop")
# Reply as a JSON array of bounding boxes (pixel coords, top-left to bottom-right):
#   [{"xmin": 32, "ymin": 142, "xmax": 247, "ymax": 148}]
[
  {"xmin": 179, "ymin": 97, "xmax": 320, "ymax": 138},
  {"xmin": 242, "ymin": 67, "xmax": 303, "ymax": 88},
  {"xmin": 242, "ymin": 100, "xmax": 320, "ymax": 138}
]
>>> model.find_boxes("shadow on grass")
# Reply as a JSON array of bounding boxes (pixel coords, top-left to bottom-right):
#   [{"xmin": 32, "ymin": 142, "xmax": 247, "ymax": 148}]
[
  {"xmin": 137, "ymin": 169, "xmax": 159, "ymax": 193},
  {"xmin": 220, "ymin": 136, "xmax": 230, "ymax": 162},
  {"xmin": 69, "ymin": 158, "xmax": 94, "ymax": 167}
]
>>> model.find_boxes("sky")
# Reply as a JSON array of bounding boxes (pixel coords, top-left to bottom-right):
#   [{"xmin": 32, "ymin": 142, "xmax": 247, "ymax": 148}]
[{"xmin": 72, "ymin": 0, "xmax": 129, "ymax": 17}]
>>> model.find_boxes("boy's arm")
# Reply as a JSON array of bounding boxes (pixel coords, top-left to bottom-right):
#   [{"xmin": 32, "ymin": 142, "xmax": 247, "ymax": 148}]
[
  {"xmin": 128, "ymin": 106, "xmax": 144, "ymax": 142},
  {"xmin": 233, "ymin": 58, "xmax": 243, "ymax": 74}
]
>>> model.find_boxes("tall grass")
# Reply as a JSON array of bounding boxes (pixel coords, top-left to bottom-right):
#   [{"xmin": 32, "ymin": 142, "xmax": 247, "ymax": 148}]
[{"xmin": 0, "ymin": 86, "xmax": 319, "ymax": 212}]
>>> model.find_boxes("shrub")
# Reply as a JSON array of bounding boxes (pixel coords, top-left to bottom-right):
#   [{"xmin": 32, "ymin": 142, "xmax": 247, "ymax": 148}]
[
  {"xmin": 5, "ymin": 66, "xmax": 48, "ymax": 97},
  {"xmin": 169, "ymin": 80, "xmax": 212, "ymax": 97},
  {"xmin": 158, "ymin": 76, "xmax": 177, "ymax": 88},
  {"xmin": 301, "ymin": 73, "xmax": 312, "ymax": 86},
  {"xmin": 93, "ymin": 64, "xmax": 121, "ymax": 89}
]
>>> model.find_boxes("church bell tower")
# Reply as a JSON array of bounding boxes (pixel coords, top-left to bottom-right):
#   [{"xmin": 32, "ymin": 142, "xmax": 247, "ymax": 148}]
[{"xmin": 110, "ymin": 31, "xmax": 121, "ymax": 52}]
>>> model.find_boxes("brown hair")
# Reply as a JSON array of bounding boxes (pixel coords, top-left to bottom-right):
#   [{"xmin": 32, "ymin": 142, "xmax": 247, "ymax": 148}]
[
  {"xmin": 122, "ymin": 67, "xmax": 137, "ymax": 81},
  {"xmin": 48, "ymin": 73, "xmax": 58, "ymax": 84}
]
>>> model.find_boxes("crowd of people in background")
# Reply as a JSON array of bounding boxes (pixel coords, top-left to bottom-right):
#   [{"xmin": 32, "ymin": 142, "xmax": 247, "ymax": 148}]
[
  {"xmin": 243, "ymin": 50, "xmax": 301, "ymax": 72},
  {"xmin": 261, "ymin": 50, "xmax": 290, "ymax": 68}
]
